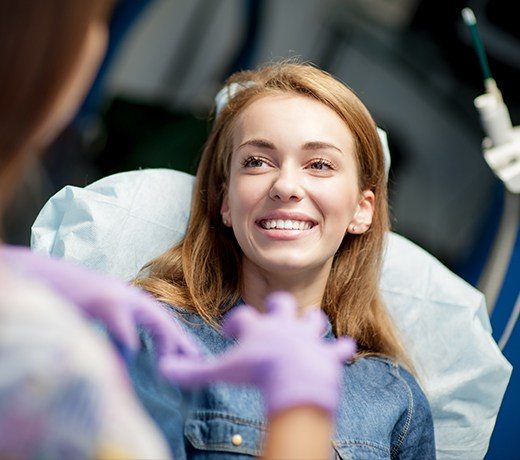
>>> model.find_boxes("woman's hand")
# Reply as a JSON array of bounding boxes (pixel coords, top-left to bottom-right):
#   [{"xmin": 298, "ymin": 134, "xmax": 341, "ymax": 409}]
[
  {"xmin": 1, "ymin": 245, "xmax": 201, "ymax": 361},
  {"xmin": 159, "ymin": 291, "xmax": 356, "ymax": 416}
]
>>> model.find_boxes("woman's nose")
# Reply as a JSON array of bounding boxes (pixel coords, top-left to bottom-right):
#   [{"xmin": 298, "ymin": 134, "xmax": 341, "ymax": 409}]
[{"xmin": 268, "ymin": 168, "xmax": 304, "ymax": 202}]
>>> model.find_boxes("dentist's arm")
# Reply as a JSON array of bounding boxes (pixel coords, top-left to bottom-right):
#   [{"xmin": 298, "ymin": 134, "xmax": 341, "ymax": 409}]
[{"xmin": 1, "ymin": 245, "xmax": 201, "ymax": 361}]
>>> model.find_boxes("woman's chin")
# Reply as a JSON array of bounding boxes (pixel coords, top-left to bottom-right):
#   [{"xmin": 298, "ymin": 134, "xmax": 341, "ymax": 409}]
[{"xmin": 258, "ymin": 257, "xmax": 324, "ymax": 277}]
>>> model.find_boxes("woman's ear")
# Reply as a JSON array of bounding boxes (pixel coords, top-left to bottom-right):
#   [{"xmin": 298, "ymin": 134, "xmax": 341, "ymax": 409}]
[
  {"xmin": 347, "ymin": 190, "xmax": 375, "ymax": 234},
  {"xmin": 220, "ymin": 193, "xmax": 232, "ymax": 227}
]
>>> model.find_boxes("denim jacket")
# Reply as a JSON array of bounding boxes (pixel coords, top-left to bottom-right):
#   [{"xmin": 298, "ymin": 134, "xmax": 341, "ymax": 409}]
[{"xmin": 127, "ymin": 305, "xmax": 436, "ymax": 459}]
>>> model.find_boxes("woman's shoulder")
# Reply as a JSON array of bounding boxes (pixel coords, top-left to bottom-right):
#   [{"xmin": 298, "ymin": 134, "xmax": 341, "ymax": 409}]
[
  {"xmin": 350, "ymin": 355, "xmax": 419, "ymax": 385},
  {"xmin": 341, "ymin": 355, "xmax": 433, "ymax": 432},
  {"xmin": 336, "ymin": 356, "xmax": 435, "ymax": 458},
  {"xmin": 350, "ymin": 355, "xmax": 431, "ymax": 410}
]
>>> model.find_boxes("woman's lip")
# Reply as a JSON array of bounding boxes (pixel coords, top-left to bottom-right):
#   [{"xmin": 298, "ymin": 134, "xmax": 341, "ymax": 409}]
[
  {"xmin": 255, "ymin": 221, "xmax": 317, "ymax": 240},
  {"xmin": 256, "ymin": 211, "xmax": 317, "ymax": 224},
  {"xmin": 257, "ymin": 219, "xmax": 315, "ymax": 232}
]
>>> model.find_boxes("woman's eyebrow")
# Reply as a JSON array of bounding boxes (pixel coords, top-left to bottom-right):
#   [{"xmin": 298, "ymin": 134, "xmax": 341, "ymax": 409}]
[
  {"xmin": 237, "ymin": 139, "xmax": 343, "ymax": 152},
  {"xmin": 238, "ymin": 138, "xmax": 275, "ymax": 150},
  {"xmin": 302, "ymin": 141, "xmax": 342, "ymax": 153}
]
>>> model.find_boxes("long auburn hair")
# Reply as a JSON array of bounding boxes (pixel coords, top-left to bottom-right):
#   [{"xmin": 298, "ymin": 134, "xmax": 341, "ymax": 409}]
[
  {"xmin": 135, "ymin": 62, "xmax": 411, "ymax": 368},
  {"xmin": 0, "ymin": 0, "xmax": 110, "ymax": 214}
]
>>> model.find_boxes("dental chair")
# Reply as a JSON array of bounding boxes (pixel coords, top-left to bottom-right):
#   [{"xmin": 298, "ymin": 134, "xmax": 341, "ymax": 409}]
[{"xmin": 31, "ymin": 167, "xmax": 511, "ymax": 460}]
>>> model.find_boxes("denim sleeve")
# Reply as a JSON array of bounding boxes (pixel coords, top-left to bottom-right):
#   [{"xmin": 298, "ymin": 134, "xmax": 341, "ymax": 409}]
[{"xmin": 391, "ymin": 367, "xmax": 436, "ymax": 459}]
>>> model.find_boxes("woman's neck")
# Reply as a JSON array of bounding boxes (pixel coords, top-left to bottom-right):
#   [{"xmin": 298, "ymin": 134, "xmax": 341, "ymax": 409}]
[{"xmin": 240, "ymin": 259, "xmax": 332, "ymax": 312}]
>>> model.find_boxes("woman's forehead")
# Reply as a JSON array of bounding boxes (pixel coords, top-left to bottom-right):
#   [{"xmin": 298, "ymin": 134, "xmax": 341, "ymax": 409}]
[{"xmin": 231, "ymin": 94, "xmax": 354, "ymax": 152}]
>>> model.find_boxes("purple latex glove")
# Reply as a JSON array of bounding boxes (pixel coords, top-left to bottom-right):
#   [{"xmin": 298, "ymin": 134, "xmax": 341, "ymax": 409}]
[
  {"xmin": 160, "ymin": 291, "xmax": 356, "ymax": 416},
  {"xmin": 1, "ymin": 245, "xmax": 201, "ymax": 360}
]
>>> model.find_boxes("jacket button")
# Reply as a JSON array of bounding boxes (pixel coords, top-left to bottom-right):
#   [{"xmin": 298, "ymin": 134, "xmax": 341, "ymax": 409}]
[{"xmin": 231, "ymin": 434, "xmax": 243, "ymax": 446}]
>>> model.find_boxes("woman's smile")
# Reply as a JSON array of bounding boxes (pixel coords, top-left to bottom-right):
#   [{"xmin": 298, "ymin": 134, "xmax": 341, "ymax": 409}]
[
  {"xmin": 255, "ymin": 211, "xmax": 318, "ymax": 240},
  {"xmin": 259, "ymin": 219, "xmax": 314, "ymax": 231}
]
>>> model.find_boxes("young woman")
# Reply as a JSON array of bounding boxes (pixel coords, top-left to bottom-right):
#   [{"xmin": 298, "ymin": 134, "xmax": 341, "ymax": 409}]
[
  {"xmin": 135, "ymin": 62, "xmax": 436, "ymax": 458},
  {"xmin": 0, "ymin": 3, "xmax": 351, "ymax": 458}
]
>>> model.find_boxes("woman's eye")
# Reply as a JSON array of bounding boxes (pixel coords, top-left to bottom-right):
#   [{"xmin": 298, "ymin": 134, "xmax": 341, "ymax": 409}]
[
  {"xmin": 309, "ymin": 159, "xmax": 333, "ymax": 170},
  {"xmin": 243, "ymin": 156, "xmax": 267, "ymax": 168}
]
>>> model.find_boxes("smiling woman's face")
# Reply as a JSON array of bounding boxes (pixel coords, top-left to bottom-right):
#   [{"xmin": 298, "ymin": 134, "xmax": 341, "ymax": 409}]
[{"xmin": 221, "ymin": 94, "xmax": 375, "ymax": 279}]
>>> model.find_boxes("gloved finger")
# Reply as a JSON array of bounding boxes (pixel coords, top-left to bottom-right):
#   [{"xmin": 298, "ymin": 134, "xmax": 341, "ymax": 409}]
[
  {"xmin": 155, "ymin": 328, "xmax": 203, "ymax": 361},
  {"xmin": 132, "ymin": 302, "xmax": 202, "ymax": 359},
  {"xmin": 484, "ymin": 140, "xmax": 519, "ymax": 159},
  {"xmin": 159, "ymin": 351, "xmax": 254, "ymax": 387},
  {"xmin": 300, "ymin": 308, "xmax": 328, "ymax": 336},
  {"xmin": 264, "ymin": 291, "xmax": 298, "ymax": 317},
  {"xmin": 221, "ymin": 304, "xmax": 259, "ymax": 339},
  {"xmin": 101, "ymin": 307, "xmax": 141, "ymax": 352},
  {"xmin": 328, "ymin": 336, "xmax": 357, "ymax": 362},
  {"xmin": 159, "ymin": 359, "xmax": 223, "ymax": 388}
]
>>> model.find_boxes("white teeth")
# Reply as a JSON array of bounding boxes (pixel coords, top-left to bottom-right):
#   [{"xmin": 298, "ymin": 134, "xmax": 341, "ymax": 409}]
[{"xmin": 260, "ymin": 219, "xmax": 313, "ymax": 230}]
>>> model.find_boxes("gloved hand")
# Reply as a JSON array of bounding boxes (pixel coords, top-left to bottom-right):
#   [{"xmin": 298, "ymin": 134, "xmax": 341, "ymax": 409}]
[
  {"xmin": 160, "ymin": 291, "xmax": 356, "ymax": 416},
  {"xmin": 1, "ymin": 245, "xmax": 201, "ymax": 360},
  {"xmin": 482, "ymin": 126, "xmax": 520, "ymax": 193}
]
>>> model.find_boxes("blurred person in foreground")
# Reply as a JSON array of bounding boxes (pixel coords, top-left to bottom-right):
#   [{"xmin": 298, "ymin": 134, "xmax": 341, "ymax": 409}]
[{"xmin": 0, "ymin": 2, "xmax": 354, "ymax": 458}]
